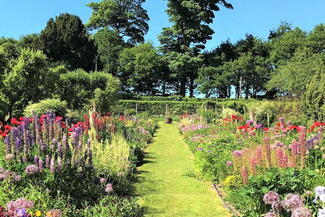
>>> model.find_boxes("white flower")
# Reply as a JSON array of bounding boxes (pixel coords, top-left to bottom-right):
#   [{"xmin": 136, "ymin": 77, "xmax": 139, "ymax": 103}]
[
  {"xmin": 314, "ymin": 186, "xmax": 325, "ymax": 203},
  {"xmin": 318, "ymin": 208, "xmax": 325, "ymax": 217}
]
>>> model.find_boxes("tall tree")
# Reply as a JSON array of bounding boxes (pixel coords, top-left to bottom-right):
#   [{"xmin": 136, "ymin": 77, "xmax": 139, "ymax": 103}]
[
  {"xmin": 40, "ymin": 13, "xmax": 97, "ymax": 71},
  {"xmin": 92, "ymin": 28, "xmax": 125, "ymax": 74},
  {"xmin": 87, "ymin": 0, "xmax": 149, "ymax": 45},
  {"xmin": 118, "ymin": 43, "xmax": 164, "ymax": 95},
  {"xmin": 159, "ymin": 0, "xmax": 233, "ymax": 97}
]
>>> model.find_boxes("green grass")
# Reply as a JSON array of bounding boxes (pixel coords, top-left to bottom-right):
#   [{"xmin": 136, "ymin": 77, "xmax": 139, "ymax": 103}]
[{"xmin": 134, "ymin": 122, "xmax": 231, "ymax": 217}]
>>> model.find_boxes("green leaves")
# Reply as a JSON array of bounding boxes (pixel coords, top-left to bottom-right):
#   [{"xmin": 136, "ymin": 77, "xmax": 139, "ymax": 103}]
[{"xmin": 87, "ymin": 0, "xmax": 149, "ymax": 45}]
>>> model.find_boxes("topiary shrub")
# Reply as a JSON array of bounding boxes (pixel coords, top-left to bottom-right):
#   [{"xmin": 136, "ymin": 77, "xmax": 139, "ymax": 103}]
[
  {"xmin": 24, "ymin": 98, "xmax": 67, "ymax": 117},
  {"xmin": 303, "ymin": 72, "xmax": 325, "ymax": 121}
]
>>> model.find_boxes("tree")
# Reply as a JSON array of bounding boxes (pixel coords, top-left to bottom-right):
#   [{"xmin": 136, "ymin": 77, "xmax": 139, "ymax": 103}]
[
  {"xmin": 267, "ymin": 48, "xmax": 324, "ymax": 96},
  {"xmin": 269, "ymin": 27, "xmax": 307, "ymax": 67},
  {"xmin": 1, "ymin": 49, "xmax": 53, "ymax": 118},
  {"xmin": 159, "ymin": 0, "xmax": 233, "ymax": 97},
  {"xmin": 40, "ymin": 13, "xmax": 97, "ymax": 71},
  {"xmin": 19, "ymin": 34, "xmax": 42, "ymax": 51},
  {"xmin": 87, "ymin": 0, "xmax": 149, "ymax": 45},
  {"xmin": 92, "ymin": 28, "xmax": 125, "ymax": 74},
  {"xmin": 118, "ymin": 43, "xmax": 164, "ymax": 95}
]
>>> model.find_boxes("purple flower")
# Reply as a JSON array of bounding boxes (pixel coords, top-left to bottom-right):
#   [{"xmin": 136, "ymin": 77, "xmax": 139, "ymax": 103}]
[
  {"xmin": 39, "ymin": 159, "xmax": 44, "ymax": 172},
  {"xmin": 318, "ymin": 208, "xmax": 325, "ymax": 217},
  {"xmin": 33, "ymin": 156, "xmax": 39, "ymax": 165},
  {"xmin": 255, "ymin": 124, "xmax": 263, "ymax": 129},
  {"xmin": 279, "ymin": 117, "xmax": 285, "ymax": 123},
  {"xmin": 271, "ymin": 201, "xmax": 282, "ymax": 212},
  {"xmin": 263, "ymin": 191, "xmax": 280, "ymax": 205},
  {"xmin": 15, "ymin": 208, "xmax": 27, "ymax": 217},
  {"xmin": 25, "ymin": 165, "xmax": 38, "ymax": 175},
  {"xmin": 50, "ymin": 158, "xmax": 55, "ymax": 173},
  {"xmin": 283, "ymin": 194, "xmax": 304, "ymax": 211},
  {"xmin": 105, "ymin": 183, "xmax": 114, "ymax": 194},
  {"xmin": 14, "ymin": 175, "xmax": 22, "ymax": 182},
  {"xmin": 57, "ymin": 157, "xmax": 62, "ymax": 171},
  {"xmin": 291, "ymin": 207, "xmax": 311, "ymax": 217},
  {"xmin": 6, "ymin": 198, "xmax": 34, "ymax": 214},
  {"xmin": 246, "ymin": 120, "xmax": 254, "ymax": 125},
  {"xmin": 45, "ymin": 155, "xmax": 50, "ymax": 168},
  {"xmin": 233, "ymin": 150, "xmax": 243, "ymax": 157}
]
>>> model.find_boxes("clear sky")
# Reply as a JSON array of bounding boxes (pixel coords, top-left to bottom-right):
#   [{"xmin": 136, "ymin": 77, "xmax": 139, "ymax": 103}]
[{"xmin": 1, "ymin": 0, "xmax": 325, "ymax": 50}]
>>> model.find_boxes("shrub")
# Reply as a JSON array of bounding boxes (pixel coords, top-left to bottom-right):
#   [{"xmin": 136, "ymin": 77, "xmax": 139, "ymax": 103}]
[
  {"xmin": 24, "ymin": 98, "xmax": 67, "ymax": 117},
  {"xmin": 253, "ymin": 102, "xmax": 277, "ymax": 126}
]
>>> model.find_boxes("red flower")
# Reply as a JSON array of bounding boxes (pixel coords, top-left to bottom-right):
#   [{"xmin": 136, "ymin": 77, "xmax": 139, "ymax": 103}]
[
  {"xmin": 1, "ymin": 133, "xmax": 7, "ymax": 137},
  {"xmin": 19, "ymin": 117, "xmax": 25, "ymax": 121},
  {"xmin": 263, "ymin": 128, "xmax": 269, "ymax": 132},
  {"xmin": 4, "ymin": 125, "xmax": 12, "ymax": 130},
  {"xmin": 68, "ymin": 128, "xmax": 73, "ymax": 132}
]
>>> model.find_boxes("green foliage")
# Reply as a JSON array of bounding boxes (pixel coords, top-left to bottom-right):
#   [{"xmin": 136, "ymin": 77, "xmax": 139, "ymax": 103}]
[
  {"xmin": 252, "ymin": 101, "xmax": 277, "ymax": 126},
  {"xmin": 24, "ymin": 98, "xmax": 67, "ymax": 117},
  {"xmin": 118, "ymin": 43, "xmax": 164, "ymax": 94},
  {"xmin": 82, "ymin": 196, "xmax": 144, "ymax": 217},
  {"xmin": 92, "ymin": 28, "xmax": 125, "ymax": 74},
  {"xmin": 1, "ymin": 48, "xmax": 52, "ymax": 117},
  {"xmin": 115, "ymin": 100, "xmax": 202, "ymax": 116},
  {"xmin": 40, "ymin": 13, "xmax": 97, "ymax": 71},
  {"xmin": 58, "ymin": 69, "xmax": 120, "ymax": 111},
  {"xmin": 87, "ymin": 0, "xmax": 149, "ymax": 44},
  {"xmin": 303, "ymin": 71, "xmax": 325, "ymax": 121}
]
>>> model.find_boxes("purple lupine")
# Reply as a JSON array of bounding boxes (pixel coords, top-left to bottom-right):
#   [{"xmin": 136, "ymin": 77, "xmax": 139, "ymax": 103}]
[
  {"xmin": 38, "ymin": 159, "xmax": 43, "ymax": 172},
  {"xmin": 45, "ymin": 155, "xmax": 50, "ymax": 168},
  {"xmin": 246, "ymin": 120, "xmax": 254, "ymax": 125},
  {"xmin": 4, "ymin": 134, "xmax": 11, "ymax": 155},
  {"xmin": 50, "ymin": 158, "xmax": 55, "ymax": 173},
  {"xmin": 51, "ymin": 138, "xmax": 57, "ymax": 151},
  {"xmin": 72, "ymin": 132, "xmax": 79, "ymax": 147},
  {"xmin": 57, "ymin": 157, "xmax": 62, "ymax": 171},
  {"xmin": 15, "ymin": 137, "xmax": 22, "ymax": 150},
  {"xmin": 57, "ymin": 142, "xmax": 62, "ymax": 154},
  {"xmin": 33, "ymin": 156, "xmax": 39, "ymax": 165}
]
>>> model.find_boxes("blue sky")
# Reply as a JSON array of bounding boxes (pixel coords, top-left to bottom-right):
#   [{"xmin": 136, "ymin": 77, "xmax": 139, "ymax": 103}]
[{"xmin": 1, "ymin": 0, "xmax": 325, "ymax": 50}]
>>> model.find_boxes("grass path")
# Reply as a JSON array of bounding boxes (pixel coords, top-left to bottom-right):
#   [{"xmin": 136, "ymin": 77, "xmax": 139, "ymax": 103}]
[{"xmin": 134, "ymin": 122, "xmax": 231, "ymax": 217}]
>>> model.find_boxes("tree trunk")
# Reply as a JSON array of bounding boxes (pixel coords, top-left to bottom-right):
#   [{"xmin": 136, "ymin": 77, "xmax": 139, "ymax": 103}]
[
  {"xmin": 189, "ymin": 78, "xmax": 194, "ymax": 97},
  {"xmin": 180, "ymin": 76, "xmax": 186, "ymax": 97}
]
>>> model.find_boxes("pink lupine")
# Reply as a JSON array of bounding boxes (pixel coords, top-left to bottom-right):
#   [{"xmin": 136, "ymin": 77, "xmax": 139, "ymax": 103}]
[
  {"xmin": 38, "ymin": 159, "xmax": 43, "ymax": 172},
  {"xmin": 50, "ymin": 158, "xmax": 55, "ymax": 174},
  {"xmin": 250, "ymin": 157, "xmax": 257, "ymax": 174},
  {"xmin": 240, "ymin": 166, "xmax": 248, "ymax": 184},
  {"xmin": 255, "ymin": 147, "xmax": 263, "ymax": 165}
]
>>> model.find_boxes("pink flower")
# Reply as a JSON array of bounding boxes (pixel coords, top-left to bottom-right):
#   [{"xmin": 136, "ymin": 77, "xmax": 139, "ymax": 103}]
[
  {"xmin": 283, "ymin": 194, "xmax": 304, "ymax": 211},
  {"xmin": 263, "ymin": 191, "xmax": 280, "ymax": 205},
  {"xmin": 226, "ymin": 161, "xmax": 233, "ymax": 167},
  {"xmin": 105, "ymin": 183, "xmax": 114, "ymax": 194},
  {"xmin": 25, "ymin": 165, "xmax": 38, "ymax": 175},
  {"xmin": 291, "ymin": 207, "xmax": 311, "ymax": 217}
]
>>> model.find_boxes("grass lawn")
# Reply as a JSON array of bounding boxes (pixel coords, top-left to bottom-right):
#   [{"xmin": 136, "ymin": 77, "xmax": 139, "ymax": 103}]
[{"xmin": 134, "ymin": 122, "xmax": 231, "ymax": 217}]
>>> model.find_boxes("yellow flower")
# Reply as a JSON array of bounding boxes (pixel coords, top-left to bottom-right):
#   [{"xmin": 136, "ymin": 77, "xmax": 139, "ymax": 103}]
[{"xmin": 35, "ymin": 210, "xmax": 42, "ymax": 216}]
